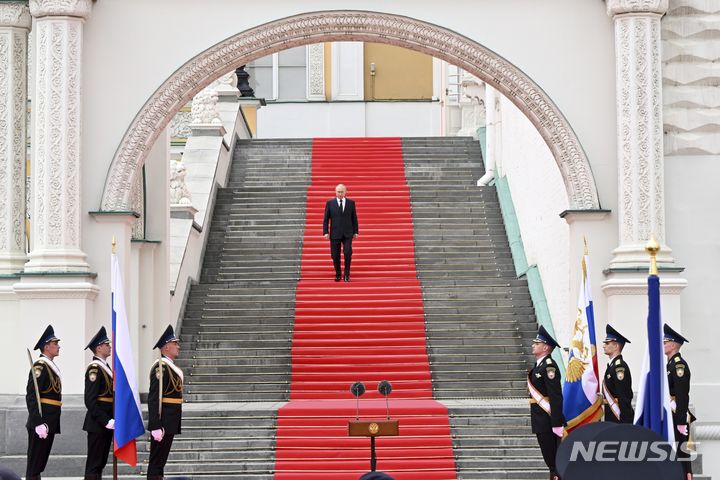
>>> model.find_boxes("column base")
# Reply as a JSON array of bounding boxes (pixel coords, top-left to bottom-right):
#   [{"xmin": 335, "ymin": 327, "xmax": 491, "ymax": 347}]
[
  {"xmin": 609, "ymin": 242, "xmax": 675, "ymax": 269},
  {"xmin": 0, "ymin": 252, "xmax": 27, "ymax": 275},
  {"xmin": 23, "ymin": 248, "xmax": 90, "ymax": 273}
]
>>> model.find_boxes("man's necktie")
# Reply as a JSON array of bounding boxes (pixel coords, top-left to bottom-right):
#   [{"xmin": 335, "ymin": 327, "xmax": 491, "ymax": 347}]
[{"xmin": 340, "ymin": 200, "xmax": 343, "ymax": 211}]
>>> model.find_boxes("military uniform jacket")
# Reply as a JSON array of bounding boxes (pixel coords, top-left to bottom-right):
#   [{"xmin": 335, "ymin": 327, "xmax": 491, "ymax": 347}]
[
  {"xmin": 528, "ymin": 355, "xmax": 565, "ymax": 433},
  {"xmin": 667, "ymin": 353, "xmax": 691, "ymax": 426},
  {"xmin": 147, "ymin": 357, "xmax": 183, "ymax": 435},
  {"xmin": 25, "ymin": 355, "xmax": 62, "ymax": 434},
  {"xmin": 83, "ymin": 357, "xmax": 113, "ymax": 432},
  {"xmin": 603, "ymin": 355, "xmax": 634, "ymax": 423}
]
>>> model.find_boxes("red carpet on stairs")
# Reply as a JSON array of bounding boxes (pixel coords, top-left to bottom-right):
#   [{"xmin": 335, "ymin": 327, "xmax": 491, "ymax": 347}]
[{"xmin": 274, "ymin": 138, "xmax": 457, "ymax": 479}]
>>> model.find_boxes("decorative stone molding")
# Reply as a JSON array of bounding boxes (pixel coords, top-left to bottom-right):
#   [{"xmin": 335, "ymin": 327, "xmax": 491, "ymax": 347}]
[
  {"xmin": 606, "ymin": 0, "xmax": 669, "ymax": 16},
  {"xmin": 215, "ymin": 70, "xmax": 239, "ymax": 101},
  {"xmin": 24, "ymin": 10, "xmax": 89, "ymax": 272},
  {"xmin": 169, "ymin": 107, "xmax": 192, "ymax": 139},
  {"xmin": 190, "ymin": 84, "xmax": 222, "ymax": 126},
  {"xmin": 0, "ymin": 2, "xmax": 30, "ymax": 274},
  {"xmin": 29, "ymin": 0, "xmax": 92, "ymax": 19},
  {"xmin": 608, "ymin": 4, "xmax": 672, "ymax": 267},
  {"xmin": 100, "ymin": 10, "xmax": 600, "ymax": 211},
  {"xmin": 307, "ymin": 43, "xmax": 325, "ymax": 100},
  {"xmin": 169, "ymin": 159, "xmax": 192, "ymax": 206},
  {"xmin": 0, "ymin": 3, "xmax": 32, "ymax": 28},
  {"xmin": 129, "ymin": 166, "xmax": 144, "ymax": 240},
  {"xmin": 13, "ymin": 280, "xmax": 99, "ymax": 299}
]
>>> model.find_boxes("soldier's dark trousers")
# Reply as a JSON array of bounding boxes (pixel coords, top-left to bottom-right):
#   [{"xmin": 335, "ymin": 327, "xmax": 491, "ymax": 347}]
[
  {"xmin": 536, "ymin": 432, "xmax": 561, "ymax": 478},
  {"xmin": 147, "ymin": 433, "xmax": 174, "ymax": 479},
  {"xmin": 26, "ymin": 430, "xmax": 55, "ymax": 478},
  {"xmin": 85, "ymin": 429, "xmax": 113, "ymax": 478},
  {"xmin": 676, "ymin": 431, "xmax": 693, "ymax": 477}
]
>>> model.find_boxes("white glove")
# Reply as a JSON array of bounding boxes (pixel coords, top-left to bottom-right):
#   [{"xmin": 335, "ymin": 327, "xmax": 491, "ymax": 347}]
[
  {"xmin": 35, "ymin": 424, "xmax": 48, "ymax": 439},
  {"xmin": 151, "ymin": 428, "xmax": 164, "ymax": 442},
  {"xmin": 552, "ymin": 426, "xmax": 564, "ymax": 437},
  {"xmin": 105, "ymin": 419, "xmax": 115, "ymax": 430},
  {"xmin": 677, "ymin": 424, "xmax": 688, "ymax": 436}
]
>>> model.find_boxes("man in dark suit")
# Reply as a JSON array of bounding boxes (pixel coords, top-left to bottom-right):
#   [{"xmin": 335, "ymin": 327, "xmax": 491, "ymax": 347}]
[
  {"xmin": 147, "ymin": 325, "xmax": 183, "ymax": 480},
  {"xmin": 323, "ymin": 183, "xmax": 359, "ymax": 282},
  {"xmin": 664, "ymin": 324, "xmax": 694, "ymax": 480},
  {"xmin": 26, "ymin": 325, "xmax": 62, "ymax": 480},
  {"xmin": 602, "ymin": 325, "xmax": 634, "ymax": 423},
  {"xmin": 528, "ymin": 325, "xmax": 565, "ymax": 480},
  {"xmin": 83, "ymin": 327, "xmax": 114, "ymax": 480}
]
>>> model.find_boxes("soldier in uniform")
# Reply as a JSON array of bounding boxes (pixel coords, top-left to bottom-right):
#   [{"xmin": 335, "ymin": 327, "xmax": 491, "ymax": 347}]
[
  {"xmin": 147, "ymin": 325, "xmax": 183, "ymax": 480},
  {"xmin": 664, "ymin": 324, "xmax": 694, "ymax": 480},
  {"xmin": 601, "ymin": 325, "xmax": 634, "ymax": 423},
  {"xmin": 528, "ymin": 325, "xmax": 565, "ymax": 480},
  {"xmin": 26, "ymin": 325, "xmax": 62, "ymax": 480},
  {"xmin": 83, "ymin": 327, "xmax": 114, "ymax": 480}
]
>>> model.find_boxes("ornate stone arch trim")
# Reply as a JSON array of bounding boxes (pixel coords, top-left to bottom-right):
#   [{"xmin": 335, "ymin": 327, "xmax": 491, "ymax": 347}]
[{"xmin": 100, "ymin": 10, "xmax": 600, "ymax": 210}]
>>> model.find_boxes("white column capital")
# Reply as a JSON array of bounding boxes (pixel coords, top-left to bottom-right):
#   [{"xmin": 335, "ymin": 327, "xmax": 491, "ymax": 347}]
[
  {"xmin": 606, "ymin": 0, "xmax": 668, "ymax": 17},
  {"xmin": 0, "ymin": 3, "xmax": 32, "ymax": 29},
  {"xmin": 29, "ymin": 0, "xmax": 92, "ymax": 19}
]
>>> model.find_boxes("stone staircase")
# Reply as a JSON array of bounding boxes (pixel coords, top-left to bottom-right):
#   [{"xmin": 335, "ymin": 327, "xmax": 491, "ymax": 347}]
[
  {"xmin": 403, "ymin": 137, "xmax": 545, "ymax": 479},
  {"xmin": 1, "ymin": 137, "xmax": 709, "ymax": 479},
  {"xmin": 144, "ymin": 139, "xmax": 313, "ymax": 477}
]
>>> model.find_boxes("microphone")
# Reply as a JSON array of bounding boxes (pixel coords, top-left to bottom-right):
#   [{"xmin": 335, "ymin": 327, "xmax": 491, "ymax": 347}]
[
  {"xmin": 378, "ymin": 380, "xmax": 392, "ymax": 419},
  {"xmin": 350, "ymin": 382, "xmax": 366, "ymax": 420}
]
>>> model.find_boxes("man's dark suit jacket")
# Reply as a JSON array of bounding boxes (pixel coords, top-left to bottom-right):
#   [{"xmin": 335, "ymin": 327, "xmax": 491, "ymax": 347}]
[{"xmin": 323, "ymin": 198, "xmax": 358, "ymax": 239}]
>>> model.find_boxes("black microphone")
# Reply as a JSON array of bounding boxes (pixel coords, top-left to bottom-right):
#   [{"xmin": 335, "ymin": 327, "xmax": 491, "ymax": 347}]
[
  {"xmin": 378, "ymin": 380, "xmax": 392, "ymax": 419},
  {"xmin": 350, "ymin": 382, "xmax": 366, "ymax": 420}
]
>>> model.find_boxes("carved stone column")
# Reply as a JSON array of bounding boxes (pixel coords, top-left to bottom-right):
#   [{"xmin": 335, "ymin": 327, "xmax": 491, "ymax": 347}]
[
  {"xmin": 0, "ymin": 3, "xmax": 31, "ymax": 274},
  {"xmin": 603, "ymin": 0, "xmax": 686, "ymax": 389},
  {"xmin": 607, "ymin": 0, "xmax": 672, "ymax": 267},
  {"xmin": 24, "ymin": 0, "xmax": 92, "ymax": 273}
]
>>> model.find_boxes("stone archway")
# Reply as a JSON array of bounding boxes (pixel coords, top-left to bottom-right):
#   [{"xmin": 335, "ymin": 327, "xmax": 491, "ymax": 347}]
[{"xmin": 100, "ymin": 10, "xmax": 601, "ymax": 211}]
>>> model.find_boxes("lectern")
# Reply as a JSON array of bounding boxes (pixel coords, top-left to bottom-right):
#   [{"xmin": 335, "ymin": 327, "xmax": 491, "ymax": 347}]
[{"xmin": 348, "ymin": 381, "xmax": 399, "ymax": 472}]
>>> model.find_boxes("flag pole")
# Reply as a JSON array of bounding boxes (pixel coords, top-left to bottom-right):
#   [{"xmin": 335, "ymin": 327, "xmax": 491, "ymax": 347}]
[
  {"xmin": 112, "ymin": 237, "xmax": 118, "ymax": 480},
  {"xmin": 646, "ymin": 234, "xmax": 659, "ymax": 275}
]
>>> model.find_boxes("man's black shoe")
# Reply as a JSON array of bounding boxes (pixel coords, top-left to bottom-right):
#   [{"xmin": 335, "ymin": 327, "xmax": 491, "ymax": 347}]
[
  {"xmin": 335, "ymin": 275, "xmax": 341, "ymax": 282},
  {"xmin": 344, "ymin": 275, "xmax": 350, "ymax": 282}
]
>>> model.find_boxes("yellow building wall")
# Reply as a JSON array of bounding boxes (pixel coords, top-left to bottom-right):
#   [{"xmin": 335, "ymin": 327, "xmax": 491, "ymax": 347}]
[
  {"xmin": 363, "ymin": 43, "xmax": 433, "ymax": 101},
  {"xmin": 324, "ymin": 43, "xmax": 332, "ymax": 100}
]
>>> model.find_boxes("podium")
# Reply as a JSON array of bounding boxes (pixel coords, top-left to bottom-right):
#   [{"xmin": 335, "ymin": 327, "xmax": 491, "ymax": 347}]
[{"xmin": 348, "ymin": 419, "xmax": 400, "ymax": 471}]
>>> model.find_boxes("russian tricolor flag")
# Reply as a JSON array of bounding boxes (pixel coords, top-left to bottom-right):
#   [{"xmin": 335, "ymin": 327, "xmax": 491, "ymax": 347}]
[
  {"xmin": 634, "ymin": 274, "xmax": 675, "ymax": 444},
  {"xmin": 111, "ymin": 252, "xmax": 145, "ymax": 466}
]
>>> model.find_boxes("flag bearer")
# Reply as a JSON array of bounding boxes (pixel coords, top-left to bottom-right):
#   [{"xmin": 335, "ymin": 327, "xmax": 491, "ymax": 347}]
[
  {"xmin": 602, "ymin": 325, "xmax": 634, "ymax": 423},
  {"xmin": 664, "ymin": 324, "xmax": 694, "ymax": 480},
  {"xmin": 146, "ymin": 325, "xmax": 183, "ymax": 480},
  {"xmin": 83, "ymin": 327, "xmax": 114, "ymax": 480},
  {"xmin": 26, "ymin": 325, "xmax": 62, "ymax": 480},
  {"xmin": 528, "ymin": 325, "xmax": 565, "ymax": 480}
]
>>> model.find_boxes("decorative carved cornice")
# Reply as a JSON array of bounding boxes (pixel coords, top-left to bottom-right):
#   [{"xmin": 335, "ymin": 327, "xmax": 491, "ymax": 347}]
[
  {"xmin": 0, "ymin": 3, "xmax": 32, "ymax": 29},
  {"xmin": 607, "ymin": 0, "xmax": 669, "ymax": 17},
  {"xmin": 29, "ymin": 0, "xmax": 92, "ymax": 19},
  {"xmin": 100, "ymin": 10, "xmax": 601, "ymax": 212}
]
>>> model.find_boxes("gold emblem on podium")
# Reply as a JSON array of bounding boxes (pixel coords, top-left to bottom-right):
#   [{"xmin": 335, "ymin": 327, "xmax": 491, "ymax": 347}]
[{"xmin": 368, "ymin": 423, "xmax": 380, "ymax": 435}]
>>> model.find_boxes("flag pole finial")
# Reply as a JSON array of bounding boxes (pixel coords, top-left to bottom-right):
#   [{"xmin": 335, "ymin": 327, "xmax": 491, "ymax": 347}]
[
  {"xmin": 583, "ymin": 237, "xmax": 588, "ymax": 256},
  {"xmin": 112, "ymin": 236, "xmax": 116, "ymax": 255},
  {"xmin": 645, "ymin": 235, "xmax": 659, "ymax": 275}
]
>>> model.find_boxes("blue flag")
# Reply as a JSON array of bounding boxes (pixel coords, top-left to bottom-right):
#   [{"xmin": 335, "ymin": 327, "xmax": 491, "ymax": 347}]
[{"xmin": 633, "ymin": 275, "xmax": 675, "ymax": 444}]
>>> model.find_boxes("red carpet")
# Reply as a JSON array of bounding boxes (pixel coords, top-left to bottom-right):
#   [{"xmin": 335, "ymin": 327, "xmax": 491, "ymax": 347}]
[{"xmin": 275, "ymin": 138, "xmax": 457, "ymax": 479}]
